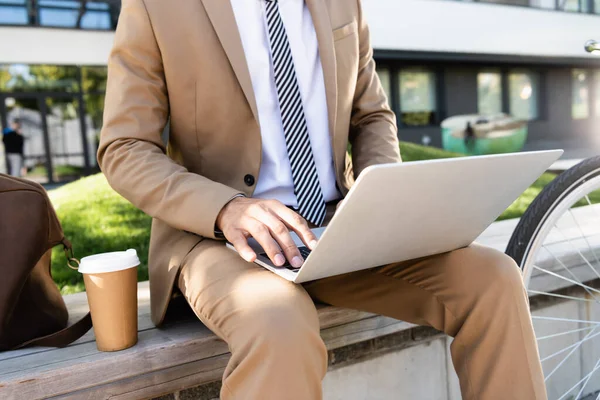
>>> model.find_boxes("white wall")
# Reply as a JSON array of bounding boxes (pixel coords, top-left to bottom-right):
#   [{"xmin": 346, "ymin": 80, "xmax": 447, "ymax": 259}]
[
  {"xmin": 2, "ymin": 1, "xmax": 600, "ymax": 66},
  {"xmin": 362, "ymin": 0, "xmax": 600, "ymax": 59},
  {"xmin": 0, "ymin": 27, "xmax": 114, "ymax": 65}
]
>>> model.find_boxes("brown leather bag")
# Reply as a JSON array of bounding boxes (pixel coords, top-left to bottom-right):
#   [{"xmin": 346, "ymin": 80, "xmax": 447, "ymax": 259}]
[{"xmin": 0, "ymin": 174, "xmax": 91, "ymax": 351}]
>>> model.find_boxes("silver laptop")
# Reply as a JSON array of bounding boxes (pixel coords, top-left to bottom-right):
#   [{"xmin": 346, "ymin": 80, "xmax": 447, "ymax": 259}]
[{"xmin": 227, "ymin": 150, "xmax": 563, "ymax": 283}]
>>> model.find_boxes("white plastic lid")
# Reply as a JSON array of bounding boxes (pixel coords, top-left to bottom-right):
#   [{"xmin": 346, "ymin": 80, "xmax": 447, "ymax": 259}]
[{"xmin": 78, "ymin": 249, "xmax": 140, "ymax": 274}]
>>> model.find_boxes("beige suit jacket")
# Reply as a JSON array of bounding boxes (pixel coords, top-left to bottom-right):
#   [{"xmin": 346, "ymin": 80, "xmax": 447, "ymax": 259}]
[{"xmin": 98, "ymin": 0, "xmax": 401, "ymax": 326}]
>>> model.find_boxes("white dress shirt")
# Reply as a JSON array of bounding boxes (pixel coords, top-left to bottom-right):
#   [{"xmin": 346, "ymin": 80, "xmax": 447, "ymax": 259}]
[{"xmin": 230, "ymin": 0, "xmax": 340, "ymax": 207}]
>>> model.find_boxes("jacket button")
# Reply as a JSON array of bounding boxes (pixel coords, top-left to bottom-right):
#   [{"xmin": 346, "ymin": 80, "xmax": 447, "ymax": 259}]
[{"xmin": 244, "ymin": 174, "xmax": 255, "ymax": 186}]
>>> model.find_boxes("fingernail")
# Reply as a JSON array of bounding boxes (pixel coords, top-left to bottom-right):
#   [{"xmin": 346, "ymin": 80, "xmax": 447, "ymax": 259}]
[
  {"xmin": 274, "ymin": 253, "xmax": 285, "ymax": 266},
  {"xmin": 310, "ymin": 240, "xmax": 318, "ymax": 249},
  {"xmin": 291, "ymin": 256, "xmax": 303, "ymax": 268},
  {"xmin": 243, "ymin": 252, "xmax": 256, "ymax": 262}
]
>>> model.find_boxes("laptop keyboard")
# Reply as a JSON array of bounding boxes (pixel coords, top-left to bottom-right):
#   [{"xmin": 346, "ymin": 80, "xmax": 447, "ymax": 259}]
[
  {"xmin": 283, "ymin": 246, "xmax": 311, "ymax": 272},
  {"xmin": 258, "ymin": 246, "xmax": 311, "ymax": 273}
]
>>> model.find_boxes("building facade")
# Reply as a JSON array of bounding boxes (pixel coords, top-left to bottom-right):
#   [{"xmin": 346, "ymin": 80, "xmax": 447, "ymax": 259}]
[{"xmin": 1, "ymin": 0, "xmax": 599, "ymax": 183}]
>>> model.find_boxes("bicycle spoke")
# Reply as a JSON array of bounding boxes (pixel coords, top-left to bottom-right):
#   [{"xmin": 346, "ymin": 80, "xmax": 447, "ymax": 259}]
[
  {"xmin": 568, "ymin": 208, "xmax": 600, "ymax": 270},
  {"xmin": 584, "ymin": 195, "xmax": 600, "ymax": 215},
  {"xmin": 533, "ymin": 265, "xmax": 600, "ymax": 300},
  {"xmin": 541, "ymin": 327, "xmax": 600, "ymax": 372},
  {"xmin": 557, "ymin": 360, "xmax": 600, "ymax": 400},
  {"xmin": 575, "ymin": 357, "xmax": 600, "ymax": 399},
  {"xmin": 536, "ymin": 326, "xmax": 596, "ymax": 341},
  {"xmin": 532, "ymin": 316, "xmax": 600, "ymax": 325},
  {"xmin": 528, "ymin": 289, "xmax": 596, "ymax": 303},
  {"xmin": 553, "ymin": 221, "xmax": 600, "ymax": 281}
]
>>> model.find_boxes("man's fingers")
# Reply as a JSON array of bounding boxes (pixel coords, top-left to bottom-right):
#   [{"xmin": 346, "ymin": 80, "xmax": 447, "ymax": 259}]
[
  {"xmin": 274, "ymin": 205, "xmax": 319, "ymax": 250},
  {"xmin": 228, "ymin": 231, "xmax": 256, "ymax": 263},
  {"xmin": 245, "ymin": 218, "xmax": 286, "ymax": 267},
  {"xmin": 255, "ymin": 208, "xmax": 303, "ymax": 268}
]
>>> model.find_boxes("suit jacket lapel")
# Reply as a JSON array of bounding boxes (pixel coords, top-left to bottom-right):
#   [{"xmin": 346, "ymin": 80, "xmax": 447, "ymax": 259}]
[
  {"xmin": 202, "ymin": 0, "xmax": 260, "ymax": 123},
  {"xmin": 306, "ymin": 0, "xmax": 337, "ymax": 143}
]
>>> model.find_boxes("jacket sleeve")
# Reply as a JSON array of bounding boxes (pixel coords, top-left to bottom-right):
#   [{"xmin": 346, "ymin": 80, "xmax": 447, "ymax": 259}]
[
  {"xmin": 349, "ymin": 0, "xmax": 402, "ymax": 178},
  {"xmin": 97, "ymin": 0, "xmax": 242, "ymax": 239}
]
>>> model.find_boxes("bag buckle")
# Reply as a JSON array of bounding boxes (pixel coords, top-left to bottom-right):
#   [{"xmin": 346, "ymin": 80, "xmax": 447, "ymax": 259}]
[{"xmin": 64, "ymin": 245, "xmax": 80, "ymax": 271}]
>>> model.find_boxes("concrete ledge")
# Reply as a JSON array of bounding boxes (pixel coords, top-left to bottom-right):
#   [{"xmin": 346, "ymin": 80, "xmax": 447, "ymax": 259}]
[{"xmin": 3, "ymin": 216, "xmax": 595, "ymax": 400}]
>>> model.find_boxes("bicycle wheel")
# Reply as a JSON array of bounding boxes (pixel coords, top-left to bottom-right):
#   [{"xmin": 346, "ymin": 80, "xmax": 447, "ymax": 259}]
[{"xmin": 506, "ymin": 156, "xmax": 600, "ymax": 400}]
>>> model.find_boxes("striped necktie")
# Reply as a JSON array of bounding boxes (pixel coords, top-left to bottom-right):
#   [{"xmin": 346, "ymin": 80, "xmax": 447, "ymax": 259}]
[{"xmin": 264, "ymin": 0, "xmax": 327, "ymax": 226}]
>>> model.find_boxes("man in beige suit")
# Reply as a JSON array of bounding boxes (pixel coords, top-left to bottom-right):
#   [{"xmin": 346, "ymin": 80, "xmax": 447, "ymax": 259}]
[{"xmin": 98, "ymin": 0, "xmax": 547, "ymax": 398}]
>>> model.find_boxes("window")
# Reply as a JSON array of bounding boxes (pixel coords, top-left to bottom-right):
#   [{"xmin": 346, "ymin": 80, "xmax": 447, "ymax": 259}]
[
  {"xmin": 398, "ymin": 69, "xmax": 437, "ymax": 126},
  {"xmin": 529, "ymin": 0, "xmax": 556, "ymax": 9},
  {"xmin": 508, "ymin": 71, "xmax": 539, "ymax": 120},
  {"xmin": 0, "ymin": 0, "xmax": 118, "ymax": 30},
  {"xmin": 479, "ymin": 0, "xmax": 529, "ymax": 5},
  {"xmin": 572, "ymin": 69, "xmax": 590, "ymax": 119},
  {"xmin": 84, "ymin": 93, "xmax": 104, "ymax": 167},
  {"xmin": 0, "ymin": 63, "xmax": 106, "ymax": 181},
  {"xmin": 477, "ymin": 71, "xmax": 502, "ymax": 115},
  {"xmin": 376, "ymin": 67, "xmax": 392, "ymax": 106},
  {"xmin": 0, "ymin": 64, "xmax": 79, "ymax": 93},
  {"xmin": 0, "ymin": 0, "xmax": 28, "ymax": 25},
  {"xmin": 561, "ymin": 0, "xmax": 589, "ymax": 12}
]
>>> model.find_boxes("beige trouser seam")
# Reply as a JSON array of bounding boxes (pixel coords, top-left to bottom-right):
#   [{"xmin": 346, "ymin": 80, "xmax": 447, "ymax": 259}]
[{"xmin": 369, "ymin": 268, "xmax": 477, "ymax": 400}]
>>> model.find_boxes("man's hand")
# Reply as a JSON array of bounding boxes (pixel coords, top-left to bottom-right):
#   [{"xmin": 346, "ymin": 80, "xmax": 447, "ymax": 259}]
[{"xmin": 216, "ymin": 197, "xmax": 318, "ymax": 268}]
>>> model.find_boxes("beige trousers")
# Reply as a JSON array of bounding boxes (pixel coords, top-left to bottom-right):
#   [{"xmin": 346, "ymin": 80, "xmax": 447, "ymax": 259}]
[{"xmin": 178, "ymin": 240, "xmax": 547, "ymax": 400}]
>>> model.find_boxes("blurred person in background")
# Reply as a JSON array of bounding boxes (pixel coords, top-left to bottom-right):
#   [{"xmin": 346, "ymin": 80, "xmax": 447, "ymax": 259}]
[{"xmin": 2, "ymin": 119, "xmax": 25, "ymax": 178}]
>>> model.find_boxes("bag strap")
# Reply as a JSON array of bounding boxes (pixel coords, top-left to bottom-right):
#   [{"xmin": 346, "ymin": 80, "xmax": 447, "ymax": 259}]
[
  {"xmin": 14, "ymin": 313, "xmax": 92, "ymax": 349},
  {"xmin": 14, "ymin": 238, "xmax": 92, "ymax": 349}
]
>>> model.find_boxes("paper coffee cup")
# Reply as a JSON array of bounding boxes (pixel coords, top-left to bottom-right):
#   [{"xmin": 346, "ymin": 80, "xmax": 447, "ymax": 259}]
[{"xmin": 79, "ymin": 249, "xmax": 140, "ymax": 352}]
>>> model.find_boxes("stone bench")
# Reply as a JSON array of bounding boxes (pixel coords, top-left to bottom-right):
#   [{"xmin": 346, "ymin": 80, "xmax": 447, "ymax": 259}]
[{"xmin": 1, "ymin": 216, "xmax": 594, "ymax": 400}]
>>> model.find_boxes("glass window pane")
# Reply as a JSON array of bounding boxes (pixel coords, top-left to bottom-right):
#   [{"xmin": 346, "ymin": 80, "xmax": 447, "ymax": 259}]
[
  {"xmin": 479, "ymin": 0, "xmax": 530, "ymax": 5},
  {"xmin": 0, "ymin": 0, "xmax": 119, "ymax": 29},
  {"xmin": 0, "ymin": 64, "xmax": 79, "ymax": 92},
  {"xmin": 84, "ymin": 93, "xmax": 105, "ymax": 168},
  {"xmin": 478, "ymin": 71, "xmax": 503, "ymax": 115},
  {"xmin": 572, "ymin": 69, "xmax": 590, "ymax": 119},
  {"xmin": 530, "ymin": 0, "xmax": 556, "ymax": 9},
  {"xmin": 376, "ymin": 67, "xmax": 391, "ymax": 106},
  {"xmin": 509, "ymin": 71, "xmax": 539, "ymax": 120},
  {"xmin": 562, "ymin": 0, "xmax": 582, "ymax": 11},
  {"xmin": 87, "ymin": 1, "xmax": 110, "ymax": 10},
  {"xmin": 80, "ymin": 11, "xmax": 110, "ymax": 30},
  {"xmin": 39, "ymin": 8, "xmax": 79, "ymax": 28},
  {"xmin": 46, "ymin": 97, "xmax": 86, "ymax": 182},
  {"xmin": 39, "ymin": 0, "xmax": 79, "ymax": 7},
  {"xmin": 398, "ymin": 69, "xmax": 437, "ymax": 126},
  {"xmin": 0, "ymin": 5, "xmax": 28, "ymax": 25},
  {"xmin": 582, "ymin": 0, "xmax": 590, "ymax": 12},
  {"xmin": 596, "ymin": 0, "xmax": 600, "ymax": 13}
]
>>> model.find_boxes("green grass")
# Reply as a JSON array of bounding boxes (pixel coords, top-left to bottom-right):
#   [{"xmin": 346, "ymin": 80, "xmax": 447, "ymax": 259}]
[
  {"xmin": 399, "ymin": 141, "xmax": 462, "ymax": 162},
  {"xmin": 47, "ymin": 142, "xmax": 574, "ymax": 293},
  {"xmin": 29, "ymin": 164, "xmax": 86, "ymax": 179},
  {"xmin": 49, "ymin": 174, "xmax": 151, "ymax": 294}
]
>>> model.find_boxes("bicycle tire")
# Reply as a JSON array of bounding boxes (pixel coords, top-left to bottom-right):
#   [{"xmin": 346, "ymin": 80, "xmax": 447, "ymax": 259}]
[{"xmin": 505, "ymin": 156, "xmax": 600, "ymax": 268}]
